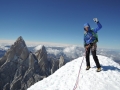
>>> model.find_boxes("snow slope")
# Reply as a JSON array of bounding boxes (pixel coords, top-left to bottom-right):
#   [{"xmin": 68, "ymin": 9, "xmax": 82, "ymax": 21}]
[{"xmin": 28, "ymin": 55, "xmax": 120, "ymax": 90}]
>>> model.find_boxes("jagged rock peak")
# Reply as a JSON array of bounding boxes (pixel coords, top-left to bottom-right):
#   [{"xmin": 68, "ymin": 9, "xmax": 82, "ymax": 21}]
[
  {"xmin": 59, "ymin": 56, "xmax": 65, "ymax": 68},
  {"xmin": 41, "ymin": 45, "xmax": 46, "ymax": 52},
  {"xmin": 16, "ymin": 36, "xmax": 24, "ymax": 42},
  {"xmin": 60, "ymin": 56, "xmax": 64, "ymax": 60},
  {"xmin": 35, "ymin": 45, "xmax": 46, "ymax": 56},
  {"xmin": 14, "ymin": 36, "xmax": 26, "ymax": 47},
  {"xmin": 36, "ymin": 45, "xmax": 46, "ymax": 51},
  {"xmin": 34, "ymin": 45, "xmax": 49, "ymax": 76}
]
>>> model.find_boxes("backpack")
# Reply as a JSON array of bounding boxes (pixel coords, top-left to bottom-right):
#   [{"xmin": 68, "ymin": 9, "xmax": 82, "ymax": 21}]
[
  {"xmin": 84, "ymin": 28, "xmax": 98, "ymax": 43},
  {"xmin": 91, "ymin": 28, "xmax": 98, "ymax": 43}
]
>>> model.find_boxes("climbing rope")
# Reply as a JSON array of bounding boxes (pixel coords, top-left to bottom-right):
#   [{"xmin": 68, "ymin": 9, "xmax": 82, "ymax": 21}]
[{"xmin": 73, "ymin": 54, "xmax": 85, "ymax": 90}]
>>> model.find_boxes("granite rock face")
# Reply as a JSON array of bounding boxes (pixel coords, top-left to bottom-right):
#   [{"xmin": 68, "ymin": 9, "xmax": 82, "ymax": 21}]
[
  {"xmin": 0, "ymin": 36, "xmax": 66, "ymax": 90},
  {"xmin": 59, "ymin": 56, "xmax": 65, "ymax": 68},
  {"xmin": 35, "ymin": 45, "xmax": 50, "ymax": 76}
]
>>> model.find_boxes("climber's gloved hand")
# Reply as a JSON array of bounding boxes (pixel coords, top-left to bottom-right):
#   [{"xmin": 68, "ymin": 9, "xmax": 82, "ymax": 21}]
[{"xmin": 93, "ymin": 18, "xmax": 99, "ymax": 23}]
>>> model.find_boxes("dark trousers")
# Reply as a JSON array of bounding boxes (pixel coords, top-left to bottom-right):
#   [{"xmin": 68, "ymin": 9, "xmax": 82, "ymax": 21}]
[{"xmin": 86, "ymin": 47, "xmax": 101, "ymax": 68}]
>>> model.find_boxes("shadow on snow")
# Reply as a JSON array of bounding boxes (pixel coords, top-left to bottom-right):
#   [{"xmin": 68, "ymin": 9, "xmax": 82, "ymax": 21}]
[{"xmin": 93, "ymin": 65, "xmax": 120, "ymax": 72}]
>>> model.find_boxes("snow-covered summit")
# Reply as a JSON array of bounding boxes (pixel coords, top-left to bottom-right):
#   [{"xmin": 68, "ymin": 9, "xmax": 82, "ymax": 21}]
[{"xmin": 28, "ymin": 55, "xmax": 120, "ymax": 90}]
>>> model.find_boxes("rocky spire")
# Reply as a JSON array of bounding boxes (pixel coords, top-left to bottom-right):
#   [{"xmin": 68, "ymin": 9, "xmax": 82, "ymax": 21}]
[
  {"xmin": 35, "ymin": 45, "xmax": 50, "ymax": 76},
  {"xmin": 0, "ymin": 36, "xmax": 41, "ymax": 90},
  {"xmin": 59, "ymin": 56, "xmax": 65, "ymax": 68},
  {"xmin": 0, "ymin": 36, "xmax": 66, "ymax": 90},
  {"xmin": 35, "ymin": 45, "xmax": 47, "ymax": 60}
]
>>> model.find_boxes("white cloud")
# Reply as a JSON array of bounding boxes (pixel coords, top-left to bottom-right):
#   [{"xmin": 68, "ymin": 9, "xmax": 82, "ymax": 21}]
[
  {"xmin": 0, "ymin": 39, "xmax": 75, "ymax": 47},
  {"xmin": 26, "ymin": 41, "xmax": 73, "ymax": 47},
  {"xmin": 47, "ymin": 48, "xmax": 62, "ymax": 56},
  {"xmin": 63, "ymin": 46, "xmax": 83, "ymax": 58},
  {"xmin": 33, "ymin": 45, "xmax": 83, "ymax": 59},
  {"xmin": 0, "ymin": 39, "xmax": 14, "ymax": 45},
  {"xmin": 22, "ymin": 38, "xmax": 84, "ymax": 59}
]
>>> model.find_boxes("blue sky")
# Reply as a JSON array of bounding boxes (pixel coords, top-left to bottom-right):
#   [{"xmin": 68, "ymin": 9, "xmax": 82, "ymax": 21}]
[{"xmin": 0, "ymin": 0, "xmax": 120, "ymax": 49}]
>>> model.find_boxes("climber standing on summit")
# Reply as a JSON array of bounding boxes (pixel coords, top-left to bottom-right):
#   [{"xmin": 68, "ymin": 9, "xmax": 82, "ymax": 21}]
[{"xmin": 84, "ymin": 18, "xmax": 102, "ymax": 72}]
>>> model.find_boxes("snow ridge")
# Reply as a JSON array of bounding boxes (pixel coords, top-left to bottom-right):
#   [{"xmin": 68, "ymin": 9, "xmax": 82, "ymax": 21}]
[{"xmin": 28, "ymin": 55, "xmax": 120, "ymax": 90}]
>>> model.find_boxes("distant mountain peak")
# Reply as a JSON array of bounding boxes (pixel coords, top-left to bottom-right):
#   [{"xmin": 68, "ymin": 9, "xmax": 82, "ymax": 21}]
[
  {"xmin": 14, "ymin": 36, "xmax": 26, "ymax": 47},
  {"xmin": 16, "ymin": 36, "xmax": 23, "ymax": 41},
  {"xmin": 34, "ymin": 45, "xmax": 45, "ymax": 51},
  {"xmin": 0, "ymin": 36, "xmax": 43, "ymax": 90},
  {"xmin": 0, "ymin": 36, "xmax": 65, "ymax": 90}
]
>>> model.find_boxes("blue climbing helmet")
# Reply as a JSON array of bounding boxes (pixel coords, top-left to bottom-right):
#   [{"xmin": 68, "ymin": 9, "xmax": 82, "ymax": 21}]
[
  {"xmin": 84, "ymin": 23, "xmax": 90, "ymax": 27},
  {"xmin": 84, "ymin": 23, "xmax": 91, "ymax": 31}
]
